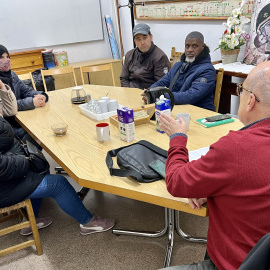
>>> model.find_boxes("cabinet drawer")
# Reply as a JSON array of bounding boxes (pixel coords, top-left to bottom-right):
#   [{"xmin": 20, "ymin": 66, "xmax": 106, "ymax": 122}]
[
  {"xmin": 10, "ymin": 49, "xmax": 44, "ymax": 74},
  {"xmin": 11, "ymin": 54, "xmax": 43, "ymax": 69}
]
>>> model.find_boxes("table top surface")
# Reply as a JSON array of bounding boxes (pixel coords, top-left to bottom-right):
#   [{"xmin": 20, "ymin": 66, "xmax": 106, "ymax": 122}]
[
  {"xmin": 16, "ymin": 85, "xmax": 244, "ymax": 217},
  {"xmin": 213, "ymin": 62, "xmax": 255, "ymax": 78}
]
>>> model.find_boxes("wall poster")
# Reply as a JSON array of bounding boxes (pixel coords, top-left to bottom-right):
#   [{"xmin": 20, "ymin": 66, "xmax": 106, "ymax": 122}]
[{"xmin": 243, "ymin": 1, "xmax": 270, "ymax": 65}]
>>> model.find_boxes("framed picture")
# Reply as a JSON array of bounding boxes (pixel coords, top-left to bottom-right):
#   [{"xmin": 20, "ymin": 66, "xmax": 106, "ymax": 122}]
[{"xmin": 243, "ymin": 1, "xmax": 270, "ymax": 65}]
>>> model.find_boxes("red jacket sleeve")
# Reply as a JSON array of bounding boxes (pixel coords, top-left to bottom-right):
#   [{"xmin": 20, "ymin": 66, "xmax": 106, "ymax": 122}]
[{"xmin": 165, "ymin": 134, "xmax": 238, "ymax": 199}]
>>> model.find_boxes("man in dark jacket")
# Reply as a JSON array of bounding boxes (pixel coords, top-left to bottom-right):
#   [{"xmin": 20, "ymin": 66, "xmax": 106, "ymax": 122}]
[
  {"xmin": 148, "ymin": 31, "xmax": 216, "ymax": 111},
  {"xmin": 120, "ymin": 23, "xmax": 170, "ymax": 90}
]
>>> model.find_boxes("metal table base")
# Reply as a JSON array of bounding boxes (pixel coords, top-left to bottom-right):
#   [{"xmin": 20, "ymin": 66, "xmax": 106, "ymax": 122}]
[{"xmin": 112, "ymin": 208, "xmax": 207, "ymax": 268}]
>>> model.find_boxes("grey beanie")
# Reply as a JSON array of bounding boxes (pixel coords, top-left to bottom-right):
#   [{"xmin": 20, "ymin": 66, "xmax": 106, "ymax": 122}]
[{"xmin": 185, "ymin": 31, "xmax": 204, "ymax": 43}]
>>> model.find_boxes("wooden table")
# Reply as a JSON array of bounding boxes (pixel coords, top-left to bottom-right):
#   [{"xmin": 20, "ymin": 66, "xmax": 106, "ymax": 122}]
[
  {"xmin": 213, "ymin": 62, "xmax": 251, "ymax": 114},
  {"xmin": 15, "ymin": 85, "xmax": 243, "ymax": 266}
]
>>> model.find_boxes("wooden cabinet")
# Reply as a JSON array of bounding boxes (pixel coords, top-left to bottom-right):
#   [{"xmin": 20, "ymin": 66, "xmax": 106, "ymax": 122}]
[{"xmin": 10, "ymin": 49, "xmax": 44, "ymax": 75}]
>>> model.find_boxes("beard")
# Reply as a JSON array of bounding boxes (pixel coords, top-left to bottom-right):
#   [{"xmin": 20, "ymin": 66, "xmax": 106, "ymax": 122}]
[{"xmin": 185, "ymin": 56, "xmax": 195, "ymax": 63}]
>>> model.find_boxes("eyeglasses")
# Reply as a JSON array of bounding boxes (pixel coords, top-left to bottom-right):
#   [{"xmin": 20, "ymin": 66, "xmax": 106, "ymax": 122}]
[{"xmin": 236, "ymin": 83, "xmax": 260, "ymax": 102}]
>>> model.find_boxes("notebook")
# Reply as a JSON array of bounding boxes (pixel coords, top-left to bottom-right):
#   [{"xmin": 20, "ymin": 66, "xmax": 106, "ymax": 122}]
[{"xmin": 196, "ymin": 117, "xmax": 234, "ymax": 128}]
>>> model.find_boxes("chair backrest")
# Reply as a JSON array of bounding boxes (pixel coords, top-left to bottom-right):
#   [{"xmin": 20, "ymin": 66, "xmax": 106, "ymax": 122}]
[
  {"xmin": 18, "ymin": 72, "xmax": 37, "ymax": 91},
  {"xmin": 41, "ymin": 66, "xmax": 77, "ymax": 92},
  {"xmin": 214, "ymin": 68, "xmax": 224, "ymax": 112},
  {"xmin": 80, "ymin": 63, "xmax": 115, "ymax": 86},
  {"xmin": 170, "ymin": 47, "xmax": 184, "ymax": 68}
]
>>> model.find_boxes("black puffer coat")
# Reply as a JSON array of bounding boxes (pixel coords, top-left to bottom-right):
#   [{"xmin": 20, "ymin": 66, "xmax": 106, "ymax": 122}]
[{"xmin": 0, "ymin": 117, "xmax": 43, "ymax": 207}]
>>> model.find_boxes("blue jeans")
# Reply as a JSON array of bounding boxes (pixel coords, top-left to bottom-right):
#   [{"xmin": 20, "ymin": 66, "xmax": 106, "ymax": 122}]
[{"xmin": 27, "ymin": 174, "xmax": 93, "ymax": 225}]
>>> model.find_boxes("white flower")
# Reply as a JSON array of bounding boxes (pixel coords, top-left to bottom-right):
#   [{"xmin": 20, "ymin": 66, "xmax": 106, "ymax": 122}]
[
  {"xmin": 232, "ymin": 8, "xmax": 241, "ymax": 17},
  {"xmin": 240, "ymin": 16, "xmax": 250, "ymax": 29},
  {"xmin": 231, "ymin": 18, "xmax": 240, "ymax": 25},
  {"xmin": 240, "ymin": 0, "xmax": 249, "ymax": 9},
  {"xmin": 227, "ymin": 17, "xmax": 234, "ymax": 24},
  {"xmin": 216, "ymin": 3, "xmax": 250, "ymax": 51},
  {"xmin": 235, "ymin": 26, "xmax": 243, "ymax": 34},
  {"xmin": 231, "ymin": 38, "xmax": 240, "ymax": 47}
]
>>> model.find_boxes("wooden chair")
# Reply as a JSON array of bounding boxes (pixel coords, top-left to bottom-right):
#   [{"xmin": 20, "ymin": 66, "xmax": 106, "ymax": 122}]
[
  {"xmin": 18, "ymin": 72, "xmax": 37, "ymax": 91},
  {"xmin": 0, "ymin": 199, "xmax": 43, "ymax": 257},
  {"xmin": 170, "ymin": 47, "xmax": 184, "ymax": 68},
  {"xmin": 41, "ymin": 66, "xmax": 77, "ymax": 92},
  {"xmin": 80, "ymin": 63, "xmax": 115, "ymax": 86},
  {"xmin": 214, "ymin": 68, "xmax": 224, "ymax": 112}
]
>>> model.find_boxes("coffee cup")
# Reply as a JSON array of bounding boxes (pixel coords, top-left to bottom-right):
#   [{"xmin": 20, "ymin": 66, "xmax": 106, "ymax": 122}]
[
  {"xmin": 108, "ymin": 99, "xmax": 118, "ymax": 112},
  {"xmin": 101, "ymin": 96, "xmax": 110, "ymax": 105},
  {"xmin": 98, "ymin": 99, "xmax": 108, "ymax": 113},
  {"xmin": 176, "ymin": 113, "xmax": 191, "ymax": 130},
  {"xmin": 96, "ymin": 123, "xmax": 110, "ymax": 142}
]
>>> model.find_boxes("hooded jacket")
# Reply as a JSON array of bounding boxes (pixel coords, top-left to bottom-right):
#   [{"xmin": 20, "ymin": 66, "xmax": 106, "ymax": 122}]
[
  {"xmin": 151, "ymin": 46, "xmax": 216, "ymax": 111},
  {"xmin": 0, "ymin": 117, "xmax": 44, "ymax": 207}
]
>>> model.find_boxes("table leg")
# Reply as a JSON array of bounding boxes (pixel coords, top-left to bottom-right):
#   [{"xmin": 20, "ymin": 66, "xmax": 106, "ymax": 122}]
[
  {"xmin": 77, "ymin": 187, "xmax": 90, "ymax": 201},
  {"xmin": 163, "ymin": 208, "xmax": 174, "ymax": 268},
  {"xmin": 174, "ymin": 211, "xmax": 207, "ymax": 243},
  {"xmin": 112, "ymin": 208, "xmax": 168, "ymax": 237}
]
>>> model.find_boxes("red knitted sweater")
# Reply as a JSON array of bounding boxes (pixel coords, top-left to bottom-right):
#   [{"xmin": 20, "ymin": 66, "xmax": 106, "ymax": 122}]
[{"xmin": 166, "ymin": 118, "xmax": 270, "ymax": 270}]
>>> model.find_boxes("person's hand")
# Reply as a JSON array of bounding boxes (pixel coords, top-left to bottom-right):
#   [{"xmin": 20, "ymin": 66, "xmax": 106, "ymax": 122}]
[
  {"xmin": 159, "ymin": 113, "xmax": 188, "ymax": 137},
  {"xmin": 33, "ymin": 94, "xmax": 46, "ymax": 107},
  {"xmin": 0, "ymin": 79, "xmax": 6, "ymax": 91},
  {"xmin": 188, "ymin": 198, "xmax": 207, "ymax": 209},
  {"xmin": 141, "ymin": 91, "xmax": 147, "ymax": 105}
]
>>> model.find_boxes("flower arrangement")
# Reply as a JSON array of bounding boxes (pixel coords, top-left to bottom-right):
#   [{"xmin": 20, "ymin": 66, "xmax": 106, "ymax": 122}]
[{"xmin": 216, "ymin": 0, "xmax": 250, "ymax": 51}]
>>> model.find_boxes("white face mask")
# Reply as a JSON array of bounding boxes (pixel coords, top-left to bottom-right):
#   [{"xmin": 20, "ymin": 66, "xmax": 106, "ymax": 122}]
[{"xmin": 0, "ymin": 58, "xmax": 11, "ymax": 72}]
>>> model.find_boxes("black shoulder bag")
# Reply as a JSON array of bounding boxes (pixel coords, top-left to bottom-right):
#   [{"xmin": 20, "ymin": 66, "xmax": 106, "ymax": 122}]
[
  {"xmin": 15, "ymin": 135, "xmax": 50, "ymax": 174},
  {"xmin": 106, "ymin": 140, "xmax": 167, "ymax": 183}
]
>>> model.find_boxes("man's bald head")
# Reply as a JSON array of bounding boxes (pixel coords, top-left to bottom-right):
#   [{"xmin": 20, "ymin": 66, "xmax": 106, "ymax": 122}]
[{"xmin": 247, "ymin": 61, "xmax": 270, "ymax": 105}]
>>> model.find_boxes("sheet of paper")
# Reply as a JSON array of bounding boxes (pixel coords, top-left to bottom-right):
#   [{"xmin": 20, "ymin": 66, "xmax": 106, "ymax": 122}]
[{"xmin": 188, "ymin": 146, "xmax": 210, "ymax": 161}]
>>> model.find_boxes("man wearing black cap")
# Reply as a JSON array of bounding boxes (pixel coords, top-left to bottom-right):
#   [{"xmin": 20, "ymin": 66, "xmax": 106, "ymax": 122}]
[
  {"xmin": 148, "ymin": 31, "xmax": 216, "ymax": 111},
  {"xmin": 120, "ymin": 23, "xmax": 170, "ymax": 90}
]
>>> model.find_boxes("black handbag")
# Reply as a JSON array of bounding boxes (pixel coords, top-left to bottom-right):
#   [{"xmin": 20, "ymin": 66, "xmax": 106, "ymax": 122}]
[
  {"xmin": 106, "ymin": 140, "xmax": 167, "ymax": 183},
  {"xmin": 16, "ymin": 135, "xmax": 50, "ymax": 174}
]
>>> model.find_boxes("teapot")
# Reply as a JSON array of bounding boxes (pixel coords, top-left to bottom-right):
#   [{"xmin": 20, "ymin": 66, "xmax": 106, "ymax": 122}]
[{"xmin": 71, "ymin": 86, "xmax": 86, "ymax": 104}]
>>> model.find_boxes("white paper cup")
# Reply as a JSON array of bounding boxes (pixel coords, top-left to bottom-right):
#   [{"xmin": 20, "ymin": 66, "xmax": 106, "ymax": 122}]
[
  {"xmin": 108, "ymin": 99, "xmax": 118, "ymax": 112},
  {"xmin": 101, "ymin": 96, "xmax": 110, "ymax": 104},
  {"xmin": 96, "ymin": 123, "xmax": 110, "ymax": 142},
  {"xmin": 176, "ymin": 113, "xmax": 191, "ymax": 130},
  {"xmin": 98, "ymin": 99, "xmax": 108, "ymax": 113}
]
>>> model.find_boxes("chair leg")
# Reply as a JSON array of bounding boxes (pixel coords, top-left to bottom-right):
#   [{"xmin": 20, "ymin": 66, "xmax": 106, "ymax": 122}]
[{"xmin": 25, "ymin": 199, "xmax": 43, "ymax": 255}]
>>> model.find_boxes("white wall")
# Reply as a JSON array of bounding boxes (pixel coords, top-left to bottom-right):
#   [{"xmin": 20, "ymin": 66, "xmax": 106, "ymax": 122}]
[
  {"xmin": 118, "ymin": 0, "xmax": 249, "ymax": 62},
  {"xmin": 117, "ymin": 0, "xmax": 250, "ymax": 114},
  {"xmin": 9, "ymin": 0, "xmax": 121, "ymax": 64}
]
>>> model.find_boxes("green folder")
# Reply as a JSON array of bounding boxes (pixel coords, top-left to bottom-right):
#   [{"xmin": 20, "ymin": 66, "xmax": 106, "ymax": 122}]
[{"xmin": 196, "ymin": 117, "xmax": 234, "ymax": 128}]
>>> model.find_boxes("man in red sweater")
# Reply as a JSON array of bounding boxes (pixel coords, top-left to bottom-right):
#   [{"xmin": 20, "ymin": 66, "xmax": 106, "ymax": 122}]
[{"xmin": 159, "ymin": 61, "xmax": 270, "ymax": 270}]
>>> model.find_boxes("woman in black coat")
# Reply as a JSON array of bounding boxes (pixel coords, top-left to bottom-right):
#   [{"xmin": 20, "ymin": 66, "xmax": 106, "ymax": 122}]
[{"xmin": 0, "ymin": 103, "xmax": 115, "ymax": 236}]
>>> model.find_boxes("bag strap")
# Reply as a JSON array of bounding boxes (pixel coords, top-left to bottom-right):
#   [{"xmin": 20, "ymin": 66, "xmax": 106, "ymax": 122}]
[
  {"xmin": 105, "ymin": 140, "xmax": 167, "ymax": 181},
  {"xmin": 169, "ymin": 62, "xmax": 183, "ymax": 92}
]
